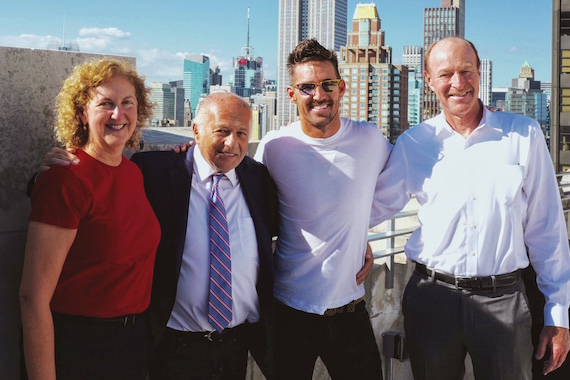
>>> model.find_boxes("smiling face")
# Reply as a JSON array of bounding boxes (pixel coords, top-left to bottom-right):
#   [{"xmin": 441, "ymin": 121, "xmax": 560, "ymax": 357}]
[
  {"xmin": 81, "ymin": 75, "xmax": 138, "ymax": 163},
  {"xmin": 425, "ymin": 38, "xmax": 481, "ymax": 124},
  {"xmin": 287, "ymin": 60, "xmax": 346, "ymax": 138},
  {"xmin": 192, "ymin": 93, "xmax": 251, "ymax": 173}
]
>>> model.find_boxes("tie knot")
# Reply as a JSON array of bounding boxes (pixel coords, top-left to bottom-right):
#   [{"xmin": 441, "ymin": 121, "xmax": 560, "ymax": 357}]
[{"xmin": 213, "ymin": 174, "xmax": 224, "ymax": 186}]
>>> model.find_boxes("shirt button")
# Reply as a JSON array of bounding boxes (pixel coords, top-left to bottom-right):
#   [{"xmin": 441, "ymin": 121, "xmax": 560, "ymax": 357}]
[
  {"xmin": 470, "ymin": 251, "xmax": 476, "ymax": 256},
  {"xmin": 471, "ymin": 224, "xmax": 477, "ymax": 229}
]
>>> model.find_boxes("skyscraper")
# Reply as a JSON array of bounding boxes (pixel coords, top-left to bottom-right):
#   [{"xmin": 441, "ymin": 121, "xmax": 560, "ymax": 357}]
[
  {"xmin": 233, "ymin": 7, "xmax": 264, "ymax": 98},
  {"xmin": 277, "ymin": 0, "xmax": 348, "ymax": 128},
  {"xmin": 183, "ymin": 54, "xmax": 210, "ymax": 117},
  {"xmin": 210, "ymin": 66, "xmax": 223, "ymax": 87},
  {"xmin": 150, "ymin": 82, "xmax": 175, "ymax": 126},
  {"xmin": 339, "ymin": 2, "xmax": 408, "ymax": 143},
  {"xmin": 480, "ymin": 59, "xmax": 493, "ymax": 107},
  {"xmin": 403, "ymin": 45, "xmax": 423, "ymax": 127},
  {"xmin": 505, "ymin": 61, "xmax": 546, "ymax": 128},
  {"xmin": 422, "ymin": 0, "xmax": 465, "ymax": 120},
  {"xmin": 169, "ymin": 80, "xmax": 185, "ymax": 127}
]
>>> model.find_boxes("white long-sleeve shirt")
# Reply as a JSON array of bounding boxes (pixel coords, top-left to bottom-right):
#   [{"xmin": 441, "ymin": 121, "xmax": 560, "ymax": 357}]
[
  {"xmin": 372, "ymin": 106, "xmax": 570, "ymax": 328},
  {"xmin": 255, "ymin": 118, "xmax": 392, "ymax": 314}
]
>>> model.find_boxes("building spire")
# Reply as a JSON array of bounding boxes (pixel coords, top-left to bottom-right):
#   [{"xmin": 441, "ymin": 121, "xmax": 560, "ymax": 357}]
[{"xmin": 243, "ymin": 5, "xmax": 252, "ymax": 59}]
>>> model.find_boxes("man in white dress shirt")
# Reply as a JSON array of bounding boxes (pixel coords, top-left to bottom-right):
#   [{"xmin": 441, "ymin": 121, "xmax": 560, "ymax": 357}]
[{"xmin": 372, "ymin": 36, "xmax": 570, "ymax": 379}]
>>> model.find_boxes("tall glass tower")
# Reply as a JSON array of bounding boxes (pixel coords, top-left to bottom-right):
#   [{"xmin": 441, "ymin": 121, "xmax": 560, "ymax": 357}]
[
  {"xmin": 233, "ymin": 7, "xmax": 264, "ymax": 98},
  {"xmin": 403, "ymin": 45, "xmax": 423, "ymax": 128},
  {"xmin": 277, "ymin": 0, "xmax": 348, "ymax": 129},
  {"xmin": 479, "ymin": 59, "xmax": 493, "ymax": 107},
  {"xmin": 183, "ymin": 54, "xmax": 210, "ymax": 117},
  {"xmin": 422, "ymin": 0, "xmax": 465, "ymax": 120}
]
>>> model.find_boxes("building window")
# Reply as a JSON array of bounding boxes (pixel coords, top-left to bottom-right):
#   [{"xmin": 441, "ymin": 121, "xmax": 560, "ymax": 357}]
[
  {"xmin": 562, "ymin": 89, "xmax": 570, "ymax": 112},
  {"xmin": 562, "ymin": 50, "xmax": 570, "ymax": 74}
]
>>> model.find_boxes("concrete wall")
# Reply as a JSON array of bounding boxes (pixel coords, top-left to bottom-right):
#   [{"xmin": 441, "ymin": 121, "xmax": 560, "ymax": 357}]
[{"xmin": 0, "ymin": 46, "xmax": 135, "ymax": 378}]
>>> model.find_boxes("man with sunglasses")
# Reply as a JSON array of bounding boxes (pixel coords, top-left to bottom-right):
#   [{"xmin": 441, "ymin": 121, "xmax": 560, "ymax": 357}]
[{"xmin": 254, "ymin": 38, "xmax": 390, "ymax": 379}]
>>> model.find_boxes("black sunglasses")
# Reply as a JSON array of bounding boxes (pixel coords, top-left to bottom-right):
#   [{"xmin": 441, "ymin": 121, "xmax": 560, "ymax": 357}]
[{"xmin": 293, "ymin": 79, "xmax": 342, "ymax": 96}]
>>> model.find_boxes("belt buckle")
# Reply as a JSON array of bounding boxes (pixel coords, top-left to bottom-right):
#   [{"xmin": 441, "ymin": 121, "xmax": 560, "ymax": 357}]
[
  {"xmin": 204, "ymin": 331, "xmax": 214, "ymax": 342},
  {"xmin": 454, "ymin": 276, "xmax": 473, "ymax": 290},
  {"xmin": 123, "ymin": 315, "xmax": 135, "ymax": 326}
]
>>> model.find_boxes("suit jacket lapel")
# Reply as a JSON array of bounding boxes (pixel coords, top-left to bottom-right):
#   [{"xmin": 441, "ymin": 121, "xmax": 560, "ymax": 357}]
[{"xmin": 170, "ymin": 146, "xmax": 195, "ymax": 276}]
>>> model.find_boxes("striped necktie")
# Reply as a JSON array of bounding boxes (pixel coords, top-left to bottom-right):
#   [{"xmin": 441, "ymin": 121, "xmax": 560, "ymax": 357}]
[{"xmin": 208, "ymin": 174, "xmax": 233, "ymax": 332}]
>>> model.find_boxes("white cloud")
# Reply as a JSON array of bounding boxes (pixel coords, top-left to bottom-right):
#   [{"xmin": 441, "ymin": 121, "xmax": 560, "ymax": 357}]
[
  {"xmin": 136, "ymin": 48, "xmax": 185, "ymax": 83},
  {"xmin": 77, "ymin": 37, "xmax": 113, "ymax": 52},
  {"xmin": 79, "ymin": 27, "xmax": 131, "ymax": 39},
  {"xmin": 0, "ymin": 34, "xmax": 57, "ymax": 49},
  {"xmin": 508, "ymin": 46, "xmax": 519, "ymax": 54},
  {"xmin": 74, "ymin": 27, "xmax": 133, "ymax": 55}
]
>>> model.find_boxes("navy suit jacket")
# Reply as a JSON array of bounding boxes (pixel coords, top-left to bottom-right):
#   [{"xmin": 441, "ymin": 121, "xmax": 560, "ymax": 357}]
[{"xmin": 130, "ymin": 146, "xmax": 277, "ymax": 352}]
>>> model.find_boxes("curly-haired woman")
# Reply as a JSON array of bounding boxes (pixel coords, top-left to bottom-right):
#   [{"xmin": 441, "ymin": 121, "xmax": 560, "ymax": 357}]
[{"xmin": 20, "ymin": 58, "xmax": 160, "ymax": 380}]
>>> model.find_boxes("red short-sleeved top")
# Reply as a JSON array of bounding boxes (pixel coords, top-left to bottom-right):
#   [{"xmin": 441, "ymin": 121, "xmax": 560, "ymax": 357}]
[{"xmin": 29, "ymin": 149, "xmax": 161, "ymax": 318}]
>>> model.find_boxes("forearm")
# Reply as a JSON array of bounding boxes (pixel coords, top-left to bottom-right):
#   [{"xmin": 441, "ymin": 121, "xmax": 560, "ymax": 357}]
[
  {"xmin": 20, "ymin": 300, "xmax": 56, "ymax": 380},
  {"xmin": 19, "ymin": 222, "xmax": 76, "ymax": 380}
]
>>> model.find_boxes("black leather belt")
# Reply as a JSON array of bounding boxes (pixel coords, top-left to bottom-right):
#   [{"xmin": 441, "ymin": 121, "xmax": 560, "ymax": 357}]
[
  {"xmin": 323, "ymin": 297, "xmax": 365, "ymax": 317},
  {"xmin": 415, "ymin": 263, "xmax": 520, "ymax": 291},
  {"xmin": 52, "ymin": 312, "xmax": 140, "ymax": 326},
  {"xmin": 166, "ymin": 322, "xmax": 250, "ymax": 344}
]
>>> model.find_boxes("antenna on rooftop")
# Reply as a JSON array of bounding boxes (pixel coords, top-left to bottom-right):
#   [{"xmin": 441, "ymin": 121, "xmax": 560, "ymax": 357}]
[
  {"xmin": 47, "ymin": 12, "xmax": 79, "ymax": 52},
  {"xmin": 242, "ymin": 5, "xmax": 253, "ymax": 59}
]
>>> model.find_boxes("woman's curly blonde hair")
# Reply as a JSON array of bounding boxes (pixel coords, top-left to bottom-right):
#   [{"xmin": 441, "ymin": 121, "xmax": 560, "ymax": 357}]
[{"xmin": 54, "ymin": 57, "xmax": 154, "ymax": 149}]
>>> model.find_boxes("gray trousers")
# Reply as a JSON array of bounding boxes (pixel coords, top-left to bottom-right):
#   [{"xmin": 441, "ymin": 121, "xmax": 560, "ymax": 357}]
[{"xmin": 403, "ymin": 270, "xmax": 533, "ymax": 380}]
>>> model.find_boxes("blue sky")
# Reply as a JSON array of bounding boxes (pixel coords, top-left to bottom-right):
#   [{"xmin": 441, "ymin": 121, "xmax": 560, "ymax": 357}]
[{"xmin": 0, "ymin": 1, "xmax": 551, "ymax": 88}]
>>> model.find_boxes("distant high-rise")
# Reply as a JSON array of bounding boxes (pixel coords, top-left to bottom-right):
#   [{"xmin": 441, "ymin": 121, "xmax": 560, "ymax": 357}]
[
  {"xmin": 252, "ymin": 92, "xmax": 277, "ymax": 138},
  {"xmin": 403, "ymin": 46, "xmax": 423, "ymax": 127},
  {"xmin": 339, "ymin": 3, "xmax": 407, "ymax": 143},
  {"xmin": 491, "ymin": 87, "xmax": 508, "ymax": 110},
  {"xmin": 422, "ymin": 0, "xmax": 465, "ymax": 120},
  {"xmin": 150, "ymin": 82, "xmax": 175, "ymax": 126},
  {"xmin": 504, "ymin": 60, "xmax": 549, "ymax": 144},
  {"xmin": 480, "ymin": 59, "xmax": 493, "ymax": 107},
  {"xmin": 233, "ymin": 7, "xmax": 264, "ymax": 98},
  {"xmin": 277, "ymin": 0, "xmax": 348, "ymax": 128},
  {"xmin": 183, "ymin": 54, "xmax": 210, "ymax": 117},
  {"xmin": 210, "ymin": 66, "xmax": 223, "ymax": 87},
  {"xmin": 505, "ymin": 61, "xmax": 546, "ymax": 127},
  {"xmin": 169, "ymin": 80, "xmax": 185, "ymax": 127}
]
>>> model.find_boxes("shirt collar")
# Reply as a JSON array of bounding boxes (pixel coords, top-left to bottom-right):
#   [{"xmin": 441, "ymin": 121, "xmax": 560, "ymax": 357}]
[
  {"xmin": 434, "ymin": 101, "xmax": 502, "ymax": 138},
  {"xmin": 193, "ymin": 146, "xmax": 238, "ymax": 186},
  {"xmin": 478, "ymin": 105, "xmax": 504, "ymax": 134}
]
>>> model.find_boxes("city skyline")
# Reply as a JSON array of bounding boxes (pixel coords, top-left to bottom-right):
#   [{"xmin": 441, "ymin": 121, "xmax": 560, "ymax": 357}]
[{"xmin": 0, "ymin": 0, "xmax": 552, "ymax": 88}]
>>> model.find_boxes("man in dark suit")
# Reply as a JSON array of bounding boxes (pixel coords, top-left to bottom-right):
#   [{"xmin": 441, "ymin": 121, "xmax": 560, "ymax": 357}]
[
  {"xmin": 134, "ymin": 92, "xmax": 277, "ymax": 379},
  {"xmin": 28, "ymin": 92, "xmax": 278, "ymax": 380}
]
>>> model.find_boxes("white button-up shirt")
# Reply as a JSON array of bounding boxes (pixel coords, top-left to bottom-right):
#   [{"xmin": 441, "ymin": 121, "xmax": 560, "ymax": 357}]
[{"xmin": 371, "ymin": 106, "xmax": 570, "ymax": 327}]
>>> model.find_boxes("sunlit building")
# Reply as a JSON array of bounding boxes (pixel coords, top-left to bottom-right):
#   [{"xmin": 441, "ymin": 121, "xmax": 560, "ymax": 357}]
[
  {"xmin": 183, "ymin": 54, "xmax": 210, "ymax": 117},
  {"xmin": 422, "ymin": 0, "xmax": 465, "ymax": 120},
  {"xmin": 339, "ymin": 3, "xmax": 407, "ymax": 143},
  {"xmin": 277, "ymin": 0, "xmax": 348, "ymax": 129},
  {"xmin": 403, "ymin": 45, "xmax": 423, "ymax": 127},
  {"xmin": 480, "ymin": 59, "xmax": 493, "ymax": 107}
]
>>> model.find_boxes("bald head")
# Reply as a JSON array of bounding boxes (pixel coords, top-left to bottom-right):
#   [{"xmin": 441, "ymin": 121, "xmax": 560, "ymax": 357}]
[
  {"xmin": 423, "ymin": 36, "xmax": 482, "ymax": 133},
  {"xmin": 193, "ymin": 92, "xmax": 252, "ymax": 129},
  {"xmin": 192, "ymin": 92, "xmax": 252, "ymax": 173},
  {"xmin": 424, "ymin": 37, "xmax": 480, "ymax": 74}
]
